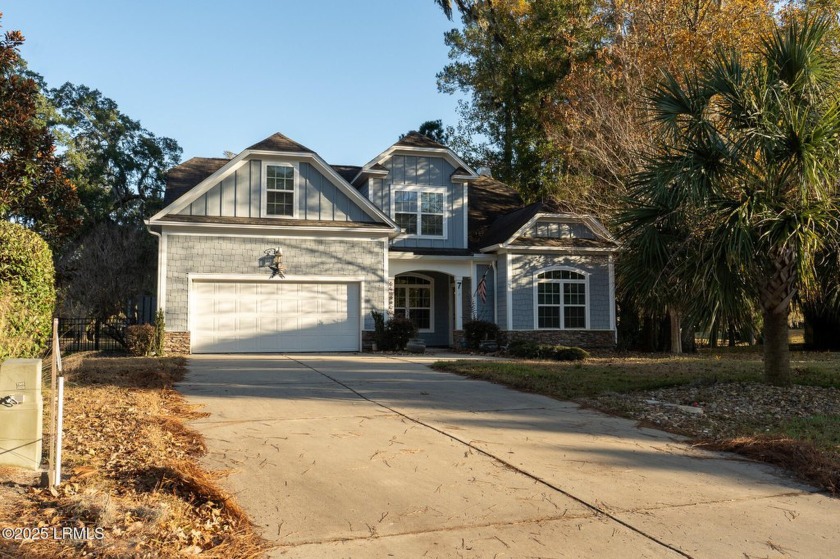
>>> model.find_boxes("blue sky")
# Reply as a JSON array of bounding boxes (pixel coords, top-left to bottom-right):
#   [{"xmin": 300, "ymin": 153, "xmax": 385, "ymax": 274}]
[{"xmin": 4, "ymin": 0, "xmax": 465, "ymax": 165}]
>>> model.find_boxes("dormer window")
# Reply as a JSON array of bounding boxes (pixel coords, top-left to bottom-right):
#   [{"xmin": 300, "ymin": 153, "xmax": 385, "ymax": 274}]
[
  {"xmin": 393, "ymin": 188, "xmax": 445, "ymax": 237},
  {"xmin": 263, "ymin": 162, "xmax": 297, "ymax": 217}
]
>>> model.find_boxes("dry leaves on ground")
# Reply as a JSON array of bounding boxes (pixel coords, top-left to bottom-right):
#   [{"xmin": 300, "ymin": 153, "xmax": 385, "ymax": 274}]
[
  {"xmin": 582, "ymin": 382, "xmax": 840, "ymax": 493},
  {"xmin": 0, "ymin": 353, "xmax": 267, "ymax": 558}
]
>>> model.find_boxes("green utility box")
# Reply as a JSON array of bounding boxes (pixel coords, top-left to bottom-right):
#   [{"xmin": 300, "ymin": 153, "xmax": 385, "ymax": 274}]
[{"xmin": 0, "ymin": 359, "xmax": 43, "ymax": 470}]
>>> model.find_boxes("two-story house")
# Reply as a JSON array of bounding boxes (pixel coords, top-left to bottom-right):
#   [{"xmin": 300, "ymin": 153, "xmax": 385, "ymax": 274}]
[{"xmin": 146, "ymin": 131, "xmax": 618, "ymax": 353}]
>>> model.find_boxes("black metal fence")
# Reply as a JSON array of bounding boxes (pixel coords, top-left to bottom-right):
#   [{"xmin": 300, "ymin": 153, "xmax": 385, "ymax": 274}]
[{"xmin": 56, "ymin": 317, "xmax": 130, "ymax": 353}]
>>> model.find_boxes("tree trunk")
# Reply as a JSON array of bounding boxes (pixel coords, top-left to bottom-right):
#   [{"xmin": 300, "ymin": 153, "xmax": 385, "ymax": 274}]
[
  {"xmin": 668, "ymin": 308, "xmax": 682, "ymax": 354},
  {"xmin": 759, "ymin": 246, "xmax": 797, "ymax": 385},
  {"xmin": 762, "ymin": 309, "xmax": 791, "ymax": 386}
]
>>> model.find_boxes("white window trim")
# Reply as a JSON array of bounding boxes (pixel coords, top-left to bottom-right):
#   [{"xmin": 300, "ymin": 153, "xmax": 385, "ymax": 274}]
[
  {"xmin": 390, "ymin": 185, "xmax": 448, "ymax": 240},
  {"xmin": 261, "ymin": 160, "xmax": 300, "ymax": 219},
  {"xmin": 393, "ymin": 273, "xmax": 435, "ymax": 333},
  {"xmin": 532, "ymin": 266, "xmax": 590, "ymax": 330}
]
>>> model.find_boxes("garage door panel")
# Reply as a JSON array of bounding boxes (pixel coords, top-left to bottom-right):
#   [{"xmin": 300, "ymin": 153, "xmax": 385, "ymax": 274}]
[{"xmin": 192, "ymin": 280, "xmax": 360, "ymax": 353}]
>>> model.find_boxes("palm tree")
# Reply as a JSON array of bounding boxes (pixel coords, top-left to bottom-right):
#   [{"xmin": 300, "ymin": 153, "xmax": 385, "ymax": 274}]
[{"xmin": 621, "ymin": 15, "xmax": 840, "ymax": 384}]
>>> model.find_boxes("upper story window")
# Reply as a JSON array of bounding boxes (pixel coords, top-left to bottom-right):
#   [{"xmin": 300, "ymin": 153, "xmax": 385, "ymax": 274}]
[
  {"xmin": 535, "ymin": 269, "xmax": 588, "ymax": 329},
  {"xmin": 393, "ymin": 189, "xmax": 445, "ymax": 237},
  {"xmin": 263, "ymin": 162, "xmax": 297, "ymax": 217}
]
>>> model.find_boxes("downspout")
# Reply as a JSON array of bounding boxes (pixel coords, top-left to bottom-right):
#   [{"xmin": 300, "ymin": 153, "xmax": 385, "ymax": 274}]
[{"xmin": 144, "ymin": 222, "xmax": 164, "ymax": 313}]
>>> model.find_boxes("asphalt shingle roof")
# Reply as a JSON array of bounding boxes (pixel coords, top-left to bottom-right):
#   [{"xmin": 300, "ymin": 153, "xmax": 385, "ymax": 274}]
[
  {"xmin": 247, "ymin": 132, "xmax": 314, "ymax": 153},
  {"xmin": 163, "ymin": 157, "xmax": 229, "ymax": 206},
  {"xmin": 396, "ymin": 131, "xmax": 448, "ymax": 149}
]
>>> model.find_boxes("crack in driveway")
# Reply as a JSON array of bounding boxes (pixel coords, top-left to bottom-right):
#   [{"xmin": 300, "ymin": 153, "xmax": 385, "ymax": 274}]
[{"xmin": 288, "ymin": 356, "xmax": 695, "ymax": 559}]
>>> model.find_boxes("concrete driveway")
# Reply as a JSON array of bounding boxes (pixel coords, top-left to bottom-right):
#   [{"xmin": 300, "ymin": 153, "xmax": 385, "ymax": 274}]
[{"xmin": 178, "ymin": 354, "xmax": 839, "ymax": 558}]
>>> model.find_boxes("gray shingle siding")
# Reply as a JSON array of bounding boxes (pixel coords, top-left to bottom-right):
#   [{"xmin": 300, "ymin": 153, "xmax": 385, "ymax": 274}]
[
  {"xmin": 509, "ymin": 254, "xmax": 613, "ymax": 330},
  {"xmin": 164, "ymin": 235, "xmax": 386, "ymax": 332}
]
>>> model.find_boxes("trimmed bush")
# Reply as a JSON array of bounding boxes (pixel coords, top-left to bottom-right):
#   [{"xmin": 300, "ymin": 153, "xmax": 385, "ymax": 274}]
[
  {"xmin": 385, "ymin": 316, "xmax": 417, "ymax": 351},
  {"xmin": 126, "ymin": 324, "xmax": 155, "ymax": 356},
  {"xmin": 463, "ymin": 319, "xmax": 501, "ymax": 349},
  {"xmin": 0, "ymin": 222, "xmax": 55, "ymax": 359},
  {"xmin": 506, "ymin": 339, "xmax": 589, "ymax": 361},
  {"xmin": 551, "ymin": 346, "xmax": 589, "ymax": 361},
  {"xmin": 507, "ymin": 339, "xmax": 543, "ymax": 359}
]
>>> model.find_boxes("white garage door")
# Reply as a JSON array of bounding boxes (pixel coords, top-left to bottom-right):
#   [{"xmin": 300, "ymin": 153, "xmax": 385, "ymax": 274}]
[{"xmin": 191, "ymin": 280, "xmax": 361, "ymax": 353}]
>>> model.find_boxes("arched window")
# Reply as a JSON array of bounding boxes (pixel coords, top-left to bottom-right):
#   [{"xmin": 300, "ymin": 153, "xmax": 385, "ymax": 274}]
[
  {"xmin": 535, "ymin": 268, "xmax": 587, "ymax": 329},
  {"xmin": 394, "ymin": 275, "xmax": 434, "ymax": 331}
]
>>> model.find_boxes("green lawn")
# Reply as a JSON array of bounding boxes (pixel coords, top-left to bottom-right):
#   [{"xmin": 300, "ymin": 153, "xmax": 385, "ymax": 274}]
[{"xmin": 432, "ymin": 349, "xmax": 840, "ymax": 400}]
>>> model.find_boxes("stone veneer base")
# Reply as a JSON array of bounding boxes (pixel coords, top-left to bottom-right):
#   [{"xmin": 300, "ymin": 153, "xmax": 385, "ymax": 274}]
[
  {"xmin": 164, "ymin": 331, "xmax": 191, "ymax": 355},
  {"xmin": 504, "ymin": 330, "xmax": 615, "ymax": 348}
]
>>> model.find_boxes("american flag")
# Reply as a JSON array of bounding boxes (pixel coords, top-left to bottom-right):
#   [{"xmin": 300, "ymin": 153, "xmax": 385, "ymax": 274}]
[{"xmin": 476, "ymin": 271, "xmax": 488, "ymax": 304}]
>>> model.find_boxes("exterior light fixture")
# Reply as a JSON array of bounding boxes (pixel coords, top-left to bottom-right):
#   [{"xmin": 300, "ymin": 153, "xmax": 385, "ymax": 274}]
[{"xmin": 264, "ymin": 247, "xmax": 285, "ymax": 279}]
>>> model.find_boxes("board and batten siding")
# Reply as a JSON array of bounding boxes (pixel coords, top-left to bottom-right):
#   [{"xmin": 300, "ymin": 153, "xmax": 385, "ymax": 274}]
[
  {"xmin": 177, "ymin": 160, "xmax": 370, "ymax": 222},
  {"xmin": 509, "ymin": 254, "xmax": 612, "ymax": 331},
  {"xmin": 365, "ymin": 155, "xmax": 467, "ymax": 249}
]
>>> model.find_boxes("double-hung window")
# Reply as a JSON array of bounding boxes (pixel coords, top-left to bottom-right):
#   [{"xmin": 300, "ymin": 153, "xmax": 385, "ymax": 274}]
[
  {"xmin": 536, "ymin": 269, "xmax": 587, "ymax": 329},
  {"xmin": 393, "ymin": 275, "xmax": 433, "ymax": 331},
  {"xmin": 394, "ymin": 190, "xmax": 445, "ymax": 237},
  {"xmin": 264, "ymin": 163, "xmax": 296, "ymax": 217}
]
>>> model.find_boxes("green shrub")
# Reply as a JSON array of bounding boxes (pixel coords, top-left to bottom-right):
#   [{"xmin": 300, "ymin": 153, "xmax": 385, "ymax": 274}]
[
  {"xmin": 551, "ymin": 346, "xmax": 590, "ymax": 361},
  {"xmin": 385, "ymin": 316, "xmax": 417, "ymax": 351},
  {"xmin": 153, "ymin": 309, "xmax": 166, "ymax": 356},
  {"xmin": 507, "ymin": 339, "xmax": 542, "ymax": 359},
  {"xmin": 0, "ymin": 222, "xmax": 55, "ymax": 359},
  {"xmin": 126, "ymin": 324, "xmax": 155, "ymax": 356},
  {"xmin": 463, "ymin": 320, "xmax": 501, "ymax": 349}
]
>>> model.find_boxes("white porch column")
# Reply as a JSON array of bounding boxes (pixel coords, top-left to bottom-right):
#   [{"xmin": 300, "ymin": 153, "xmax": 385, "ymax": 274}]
[{"xmin": 455, "ymin": 277, "xmax": 464, "ymax": 331}]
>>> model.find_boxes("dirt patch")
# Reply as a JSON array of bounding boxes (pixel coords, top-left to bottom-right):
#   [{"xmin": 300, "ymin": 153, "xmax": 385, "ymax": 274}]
[{"xmin": 0, "ymin": 353, "xmax": 267, "ymax": 558}]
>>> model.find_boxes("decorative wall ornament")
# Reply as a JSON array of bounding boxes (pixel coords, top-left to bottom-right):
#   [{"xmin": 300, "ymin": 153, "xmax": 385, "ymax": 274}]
[{"xmin": 264, "ymin": 247, "xmax": 286, "ymax": 279}]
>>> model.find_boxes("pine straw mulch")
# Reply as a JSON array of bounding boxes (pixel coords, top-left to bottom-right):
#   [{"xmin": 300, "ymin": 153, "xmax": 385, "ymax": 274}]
[
  {"xmin": 581, "ymin": 381, "xmax": 840, "ymax": 495},
  {"xmin": 0, "ymin": 353, "xmax": 268, "ymax": 558}
]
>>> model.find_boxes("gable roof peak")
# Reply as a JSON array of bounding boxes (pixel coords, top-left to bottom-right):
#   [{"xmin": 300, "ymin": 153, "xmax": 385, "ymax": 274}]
[
  {"xmin": 247, "ymin": 132, "xmax": 314, "ymax": 154},
  {"xmin": 396, "ymin": 131, "xmax": 448, "ymax": 150}
]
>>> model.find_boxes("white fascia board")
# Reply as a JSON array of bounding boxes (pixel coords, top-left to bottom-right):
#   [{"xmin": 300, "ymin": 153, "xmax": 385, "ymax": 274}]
[
  {"xmin": 349, "ymin": 170, "xmax": 385, "ymax": 185},
  {"xmin": 189, "ymin": 273, "xmax": 365, "ymax": 283},
  {"xmin": 388, "ymin": 252, "xmax": 496, "ymax": 261},
  {"xmin": 360, "ymin": 145, "xmax": 479, "ymax": 178},
  {"xmin": 150, "ymin": 220, "xmax": 392, "ymax": 237},
  {"xmin": 583, "ymin": 215, "xmax": 618, "ymax": 244},
  {"xmin": 503, "ymin": 245, "xmax": 617, "ymax": 254},
  {"xmin": 501, "ymin": 213, "xmax": 543, "ymax": 247}
]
